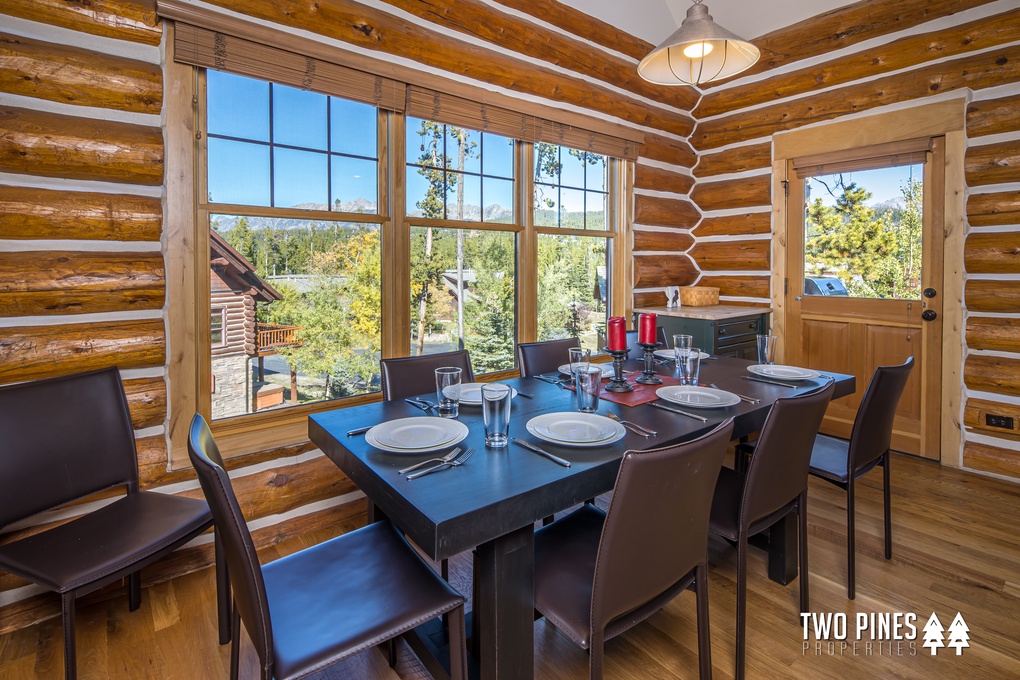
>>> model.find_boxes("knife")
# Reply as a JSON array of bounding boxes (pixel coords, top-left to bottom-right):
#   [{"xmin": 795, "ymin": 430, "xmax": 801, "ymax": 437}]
[
  {"xmin": 511, "ymin": 438, "xmax": 571, "ymax": 467},
  {"xmin": 647, "ymin": 401, "xmax": 709, "ymax": 422},
  {"xmin": 742, "ymin": 376, "xmax": 799, "ymax": 388},
  {"xmin": 346, "ymin": 425, "xmax": 372, "ymax": 436},
  {"xmin": 534, "ymin": 375, "xmax": 567, "ymax": 388}
]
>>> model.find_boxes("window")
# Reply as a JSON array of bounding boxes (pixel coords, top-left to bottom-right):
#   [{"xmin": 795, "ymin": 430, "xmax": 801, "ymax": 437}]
[
  {"xmin": 210, "ymin": 307, "xmax": 225, "ymax": 347},
  {"xmin": 534, "ymin": 144, "xmax": 607, "ymax": 230}
]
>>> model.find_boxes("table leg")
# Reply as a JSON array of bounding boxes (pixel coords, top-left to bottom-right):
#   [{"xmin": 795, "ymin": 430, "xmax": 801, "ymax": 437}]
[
  {"xmin": 767, "ymin": 511, "xmax": 799, "ymax": 585},
  {"xmin": 474, "ymin": 524, "xmax": 535, "ymax": 680}
]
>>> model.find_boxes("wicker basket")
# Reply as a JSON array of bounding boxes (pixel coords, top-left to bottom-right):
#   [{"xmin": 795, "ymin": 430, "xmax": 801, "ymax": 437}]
[{"xmin": 680, "ymin": 286, "xmax": 720, "ymax": 307}]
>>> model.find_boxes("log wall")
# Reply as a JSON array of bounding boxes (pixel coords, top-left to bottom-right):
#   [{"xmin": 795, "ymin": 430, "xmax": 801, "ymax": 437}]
[{"xmin": 686, "ymin": 0, "xmax": 1020, "ymax": 480}]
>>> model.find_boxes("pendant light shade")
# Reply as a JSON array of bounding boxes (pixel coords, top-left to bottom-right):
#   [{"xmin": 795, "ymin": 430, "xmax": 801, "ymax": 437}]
[{"xmin": 638, "ymin": 0, "xmax": 760, "ymax": 86}]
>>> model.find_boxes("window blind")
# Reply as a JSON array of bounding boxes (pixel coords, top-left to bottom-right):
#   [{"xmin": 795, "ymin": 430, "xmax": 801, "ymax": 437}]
[{"xmin": 793, "ymin": 137, "xmax": 932, "ymax": 178}]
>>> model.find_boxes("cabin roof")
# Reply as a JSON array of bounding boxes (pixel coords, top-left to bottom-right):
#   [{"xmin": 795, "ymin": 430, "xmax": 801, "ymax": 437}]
[{"xmin": 210, "ymin": 230, "xmax": 284, "ymax": 303}]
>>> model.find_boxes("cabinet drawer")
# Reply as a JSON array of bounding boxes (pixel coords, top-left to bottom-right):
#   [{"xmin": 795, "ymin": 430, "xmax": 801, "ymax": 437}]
[{"xmin": 716, "ymin": 316, "xmax": 763, "ymax": 347}]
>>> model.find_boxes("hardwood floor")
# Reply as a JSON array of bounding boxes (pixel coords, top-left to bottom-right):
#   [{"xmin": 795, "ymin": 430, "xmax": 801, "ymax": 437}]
[{"xmin": 1, "ymin": 453, "xmax": 1018, "ymax": 679}]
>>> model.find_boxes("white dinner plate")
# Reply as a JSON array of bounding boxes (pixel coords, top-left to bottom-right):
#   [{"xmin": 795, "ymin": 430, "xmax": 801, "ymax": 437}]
[
  {"xmin": 655, "ymin": 385, "xmax": 740, "ymax": 409},
  {"xmin": 747, "ymin": 364, "xmax": 820, "ymax": 381},
  {"xmin": 557, "ymin": 363, "xmax": 615, "ymax": 378},
  {"xmin": 526, "ymin": 413, "xmax": 625, "ymax": 447},
  {"xmin": 457, "ymin": 383, "xmax": 518, "ymax": 406},
  {"xmin": 366, "ymin": 417, "xmax": 469, "ymax": 453},
  {"xmin": 653, "ymin": 349, "xmax": 710, "ymax": 360}
]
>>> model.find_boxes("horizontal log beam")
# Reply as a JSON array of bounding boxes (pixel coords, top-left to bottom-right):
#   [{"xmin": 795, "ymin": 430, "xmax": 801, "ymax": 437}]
[
  {"xmin": 697, "ymin": 275, "xmax": 770, "ymax": 299},
  {"xmin": 491, "ymin": 0, "xmax": 654, "ymax": 63},
  {"xmin": 632, "ymin": 290, "xmax": 667, "ymax": 308},
  {"xmin": 694, "ymin": 143, "xmax": 771, "ymax": 178},
  {"xmin": 633, "ymin": 255, "xmax": 697, "ymax": 288},
  {"xmin": 689, "ymin": 240, "xmax": 771, "ymax": 271},
  {"xmin": 964, "ymin": 398, "xmax": 1020, "ymax": 437},
  {"xmin": 0, "ymin": 251, "xmax": 165, "ymax": 317},
  {"xmin": 0, "ymin": 32, "xmax": 162, "ymax": 115},
  {"xmin": 967, "ymin": 317, "xmax": 1020, "ymax": 352},
  {"xmin": 694, "ymin": 212, "xmax": 771, "ymax": 237},
  {"xmin": 965, "ymin": 138, "xmax": 1020, "ymax": 187},
  {"xmin": 967, "ymin": 92, "xmax": 1020, "ymax": 138},
  {"xmin": 0, "ymin": 185, "xmax": 162, "ymax": 241},
  {"xmin": 0, "ymin": 319, "xmax": 165, "ymax": 384},
  {"xmin": 200, "ymin": 0, "xmax": 693, "ymax": 137},
  {"xmin": 964, "ymin": 354, "xmax": 1020, "ymax": 397},
  {"xmin": 703, "ymin": 0, "xmax": 997, "ymax": 87},
  {"xmin": 632, "ymin": 229, "xmax": 694, "ymax": 253},
  {"xmin": 124, "ymin": 377, "xmax": 167, "ymax": 431},
  {"xmin": 966, "ymin": 278, "xmax": 1020, "ymax": 313},
  {"xmin": 965, "ymin": 232, "xmax": 1020, "ymax": 274},
  {"xmin": 633, "ymin": 194, "xmax": 700, "ymax": 228},
  {"xmin": 967, "ymin": 191, "xmax": 1020, "ymax": 228},
  {"xmin": 639, "ymin": 132, "xmax": 698, "ymax": 168},
  {"xmin": 1, "ymin": 0, "xmax": 160, "ymax": 46},
  {"xmin": 963, "ymin": 440, "xmax": 1020, "ymax": 478},
  {"xmin": 696, "ymin": 7, "xmax": 1020, "ymax": 118},
  {"xmin": 0, "ymin": 106, "xmax": 163, "ymax": 185},
  {"xmin": 692, "ymin": 45, "xmax": 1020, "ymax": 151},
  {"xmin": 633, "ymin": 164, "xmax": 694, "ymax": 195},
  {"xmin": 691, "ymin": 175, "xmax": 771, "ymax": 212}
]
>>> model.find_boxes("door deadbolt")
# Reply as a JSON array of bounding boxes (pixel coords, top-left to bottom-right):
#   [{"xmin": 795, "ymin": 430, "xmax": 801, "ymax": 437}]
[
  {"xmin": 923, "ymin": 288, "xmax": 937, "ymax": 298},
  {"xmin": 922, "ymin": 310, "xmax": 937, "ymax": 321}
]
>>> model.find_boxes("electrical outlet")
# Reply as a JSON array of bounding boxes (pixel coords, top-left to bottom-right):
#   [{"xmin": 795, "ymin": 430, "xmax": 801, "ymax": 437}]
[{"xmin": 985, "ymin": 413, "xmax": 1015, "ymax": 430}]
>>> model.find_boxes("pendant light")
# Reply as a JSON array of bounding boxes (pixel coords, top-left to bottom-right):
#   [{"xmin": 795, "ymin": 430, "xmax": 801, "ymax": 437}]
[{"xmin": 638, "ymin": 0, "xmax": 760, "ymax": 86}]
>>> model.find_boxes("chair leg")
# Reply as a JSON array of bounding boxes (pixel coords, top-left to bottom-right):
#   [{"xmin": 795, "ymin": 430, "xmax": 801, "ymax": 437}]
[
  {"xmin": 448, "ymin": 604, "xmax": 468, "ymax": 680},
  {"xmin": 695, "ymin": 563, "xmax": 712, "ymax": 680},
  {"xmin": 589, "ymin": 630, "xmax": 605, "ymax": 680},
  {"xmin": 215, "ymin": 528, "xmax": 231, "ymax": 645},
  {"xmin": 883, "ymin": 453, "xmax": 893, "ymax": 560},
  {"xmin": 128, "ymin": 570, "xmax": 141, "ymax": 611},
  {"xmin": 387, "ymin": 638, "xmax": 397, "ymax": 667},
  {"xmin": 799, "ymin": 491, "xmax": 810, "ymax": 613},
  {"xmin": 230, "ymin": 603, "xmax": 241, "ymax": 680},
  {"xmin": 61, "ymin": 592, "xmax": 77, "ymax": 680},
  {"xmin": 735, "ymin": 537, "xmax": 747, "ymax": 680},
  {"xmin": 846, "ymin": 478, "xmax": 856, "ymax": 600}
]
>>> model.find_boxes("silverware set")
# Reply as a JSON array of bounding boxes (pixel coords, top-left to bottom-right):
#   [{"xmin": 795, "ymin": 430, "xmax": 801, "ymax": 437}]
[
  {"xmin": 605, "ymin": 410, "xmax": 657, "ymax": 437},
  {"xmin": 405, "ymin": 447, "xmax": 476, "ymax": 479},
  {"xmin": 511, "ymin": 438, "xmax": 571, "ymax": 467},
  {"xmin": 708, "ymin": 383, "xmax": 760, "ymax": 404},
  {"xmin": 646, "ymin": 401, "xmax": 709, "ymax": 422},
  {"xmin": 534, "ymin": 375, "xmax": 569, "ymax": 388},
  {"xmin": 405, "ymin": 397, "xmax": 437, "ymax": 412},
  {"xmin": 742, "ymin": 375, "xmax": 798, "ymax": 388}
]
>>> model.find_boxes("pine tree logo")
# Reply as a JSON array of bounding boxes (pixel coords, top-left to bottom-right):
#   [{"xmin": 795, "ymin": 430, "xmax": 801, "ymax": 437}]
[
  {"xmin": 922, "ymin": 612, "xmax": 945, "ymax": 655},
  {"xmin": 947, "ymin": 613, "xmax": 970, "ymax": 655}
]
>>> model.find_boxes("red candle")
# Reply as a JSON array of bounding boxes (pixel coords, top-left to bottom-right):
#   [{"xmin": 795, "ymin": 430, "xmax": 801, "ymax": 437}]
[
  {"xmin": 607, "ymin": 317, "xmax": 626, "ymax": 351},
  {"xmin": 638, "ymin": 313, "xmax": 657, "ymax": 345}
]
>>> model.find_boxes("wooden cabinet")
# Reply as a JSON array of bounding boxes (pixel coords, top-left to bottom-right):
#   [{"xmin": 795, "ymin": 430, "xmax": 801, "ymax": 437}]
[{"xmin": 638, "ymin": 310, "xmax": 770, "ymax": 359}]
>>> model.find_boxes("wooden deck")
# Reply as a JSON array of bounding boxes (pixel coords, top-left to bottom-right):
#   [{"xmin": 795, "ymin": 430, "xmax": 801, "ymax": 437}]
[{"xmin": 1, "ymin": 453, "xmax": 1018, "ymax": 679}]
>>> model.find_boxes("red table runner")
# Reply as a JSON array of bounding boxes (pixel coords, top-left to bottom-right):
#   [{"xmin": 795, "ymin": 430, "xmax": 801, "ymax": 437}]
[{"xmin": 567, "ymin": 373, "xmax": 682, "ymax": 406}]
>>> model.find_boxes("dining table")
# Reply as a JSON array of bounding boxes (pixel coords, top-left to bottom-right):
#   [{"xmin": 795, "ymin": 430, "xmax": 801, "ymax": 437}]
[{"xmin": 308, "ymin": 356, "xmax": 855, "ymax": 680}]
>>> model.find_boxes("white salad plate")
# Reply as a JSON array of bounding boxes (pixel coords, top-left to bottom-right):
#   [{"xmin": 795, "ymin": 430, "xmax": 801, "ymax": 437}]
[
  {"xmin": 365, "ymin": 417, "xmax": 469, "ymax": 453},
  {"xmin": 557, "ymin": 363, "xmax": 615, "ymax": 378},
  {"xmin": 655, "ymin": 385, "xmax": 740, "ymax": 409},
  {"xmin": 525, "ymin": 413, "xmax": 625, "ymax": 447},
  {"xmin": 457, "ymin": 383, "xmax": 518, "ymax": 405},
  {"xmin": 747, "ymin": 364, "xmax": 820, "ymax": 380}
]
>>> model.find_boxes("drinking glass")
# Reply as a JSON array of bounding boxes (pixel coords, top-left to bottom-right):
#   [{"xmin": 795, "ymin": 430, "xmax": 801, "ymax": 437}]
[
  {"xmin": 678, "ymin": 347, "xmax": 702, "ymax": 386},
  {"xmin": 673, "ymin": 334, "xmax": 693, "ymax": 363},
  {"xmin": 575, "ymin": 365, "xmax": 602, "ymax": 413},
  {"xmin": 481, "ymin": 384, "xmax": 512, "ymax": 448},
  {"xmin": 435, "ymin": 367, "xmax": 462, "ymax": 418},
  {"xmin": 568, "ymin": 347, "xmax": 591, "ymax": 376},
  {"xmin": 756, "ymin": 335, "xmax": 778, "ymax": 365}
]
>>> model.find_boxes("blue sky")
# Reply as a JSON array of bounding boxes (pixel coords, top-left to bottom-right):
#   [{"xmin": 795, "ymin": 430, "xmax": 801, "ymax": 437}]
[{"xmin": 807, "ymin": 164, "xmax": 923, "ymax": 208}]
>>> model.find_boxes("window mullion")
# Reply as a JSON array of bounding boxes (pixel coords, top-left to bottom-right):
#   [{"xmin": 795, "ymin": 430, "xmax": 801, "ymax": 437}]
[
  {"xmin": 519, "ymin": 141, "xmax": 538, "ymax": 344},
  {"xmin": 384, "ymin": 109, "xmax": 410, "ymax": 359}
]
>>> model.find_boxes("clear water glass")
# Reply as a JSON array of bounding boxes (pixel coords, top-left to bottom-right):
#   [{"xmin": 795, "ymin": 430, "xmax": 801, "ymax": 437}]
[
  {"xmin": 575, "ymin": 365, "xmax": 602, "ymax": 413},
  {"xmin": 481, "ymin": 384, "xmax": 512, "ymax": 448},
  {"xmin": 756, "ymin": 335, "xmax": 777, "ymax": 365},
  {"xmin": 435, "ymin": 367, "xmax": 462, "ymax": 418},
  {"xmin": 679, "ymin": 347, "xmax": 701, "ymax": 386},
  {"xmin": 673, "ymin": 334, "xmax": 693, "ymax": 365},
  {"xmin": 568, "ymin": 347, "xmax": 591, "ymax": 376}
]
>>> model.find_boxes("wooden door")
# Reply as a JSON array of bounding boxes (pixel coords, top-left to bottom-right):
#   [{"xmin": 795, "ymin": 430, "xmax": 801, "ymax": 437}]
[{"xmin": 784, "ymin": 139, "xmax": 944, "ymax": 459}]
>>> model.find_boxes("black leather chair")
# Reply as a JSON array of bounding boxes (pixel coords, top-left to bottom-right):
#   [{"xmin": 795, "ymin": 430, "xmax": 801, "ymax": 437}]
[
  {"xmin": 379, "ymin": 349, "xmax": 474, "ymax": 401},
  {"xmin": 0, "ymin": 367, "xmax": 228, "ymax": 680},
  {"xmin": 809, "ymin": 357, "xmax": 914, "ymax": 599},
  {"xmin": 188, "ymin": 414, "xmax": 468, "ymax": 680},
  {"xmin": 709, "ymin": 380, "xmax": 834, "ymax": 680},
  {"xmin": 534, "ymin": 419, "xmax": 734, "ymax": 680},
  {"xmin": 625, "ymin": 327, "xmax": 669, "ymax": 357},
  {"xmin": 517, "ymin": 337, "xmax": 580, "ymax": 377}
]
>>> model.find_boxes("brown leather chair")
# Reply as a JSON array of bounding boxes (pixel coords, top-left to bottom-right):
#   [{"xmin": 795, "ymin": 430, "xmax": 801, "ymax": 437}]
[
  {"xmin": 379, "ymin": 349, "xmax": 474, "ymax": 401},
  {"xmin": 188, "ymin": 414, "xmax": 468, "ymax": 680},
  {"xmin": 809, "ymin": 357, "xmax": 913, "ymax": 600},
  {"xmin": 709, "ymin": 380, "xmax": 835, "ymax": 680},
  {"xmin": 534, "ymin": 419, "xmax": 735, "ymax": 680},
  {"xmin": 0, "ymin": 367, "xmax": 228, "ymax": 680},
  {"xmin": 625, "ymin": 326, "xmax": 668, "ymax": 357},
  {"xmin": 517, "ymin": 337, "xmax": 580, "ymax": 377}
]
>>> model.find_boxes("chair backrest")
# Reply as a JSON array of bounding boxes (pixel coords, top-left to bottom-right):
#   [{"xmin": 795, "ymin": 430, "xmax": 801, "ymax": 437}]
[
  {"xmin": 0, "ymin": 367, "xmax": 138, "ymax": 529},
  {"xmin": 188, "ymin": 415, "xmax": 275, "ymax": 672},
  {"xmin": 742, "ymin": 381, "xmax": 835, "ymax": 528},
  {"xmin": 379, "ymin": 350, "xmax": 474, "ymax": 401},
  {"xmin": 848, "ymin": 357, "xmax": 914, "ymax": 471},
  {"xmin": 516, "ymin": 338, "xmax": 580, "ymax": 377},
  {"xmin": 591, "ymin": 419, "xmax": 734, "ymax": 633},
  {"xmin": 625, "ymin": 327, "xmax": 668, "ymax": 357}
]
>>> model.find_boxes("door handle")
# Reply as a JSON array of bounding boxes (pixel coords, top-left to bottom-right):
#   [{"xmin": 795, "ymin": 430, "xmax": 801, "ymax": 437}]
[
  {"xmin": 795, "ymin": 296, "xmax": 802, "ymax": 301},
  {"xmin": 923, "ymin": 288, "xmax": 937, "ymax": 298},
  {"xmin": 922, "ymin": 310, "xmax": 937, "ymax": 321}
]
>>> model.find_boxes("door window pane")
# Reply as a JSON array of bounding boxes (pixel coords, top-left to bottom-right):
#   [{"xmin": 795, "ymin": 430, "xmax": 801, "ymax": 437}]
[{"xmin": 537, "ymin": 234, "xmax": 608, "ymax": 352}]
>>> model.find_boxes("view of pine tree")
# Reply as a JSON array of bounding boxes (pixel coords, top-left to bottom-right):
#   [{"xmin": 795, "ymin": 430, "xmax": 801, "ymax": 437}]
[
  {"xmin": 537, "ymin": 235, "xmax": 606, "ymax": 348},
  {"xmin": 894, "ymin": 177, "xmax": 923, "ymax": 298},
  {"xmin": 221, "ymin": 216, "xmax": 257, "ymax": 264}
]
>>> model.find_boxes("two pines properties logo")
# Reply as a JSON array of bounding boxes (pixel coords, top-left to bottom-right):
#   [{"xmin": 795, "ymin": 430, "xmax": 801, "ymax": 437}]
[{"xmin": 801, "ymin": 611, "xmax": 970, "ymax": 657}]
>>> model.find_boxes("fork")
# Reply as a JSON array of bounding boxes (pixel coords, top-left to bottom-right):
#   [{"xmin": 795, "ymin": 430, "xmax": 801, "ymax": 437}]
[
  {"xmin": 397, "ymin": 446, "xmax": 463, "ymax": 475},
  {"xmin": 605, "ymin": 410, "xmax": 656, "ymax": 437},
  {"xmin": 406, "ymin": 448, "xmax": 475, "ymax": 479},
  {"xmin": 404, "ymin": 397, "xmax": 436, "ymax": 412},
  {"xmin": 708, "ymin": 383, "xmax": 760, "ymax": 404}
]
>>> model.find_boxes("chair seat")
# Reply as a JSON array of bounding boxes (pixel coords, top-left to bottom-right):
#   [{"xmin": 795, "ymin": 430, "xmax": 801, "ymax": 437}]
[
  {"xmin": 0, "ymin": 491, "xmax": 212, "ymax": 594},
  {"xmin": 808, "ymin": 434, "xmax": 852, "ymax": 483},
  {"xmin": 265, "ymin": 520, "xmax": 464, "ymax": 680},
  {"xmin": 709, "ymin": 466, "xmax": 745, "ymax": 542},
  {"xmin": 533, "ymin": 503, "xmax": 606, "ymax": 649}
]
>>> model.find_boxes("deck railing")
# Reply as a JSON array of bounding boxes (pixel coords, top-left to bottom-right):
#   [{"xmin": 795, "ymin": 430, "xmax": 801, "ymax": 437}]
[{"xmin": 256, "ymin": 323, "xmax": 302, "ymax": 352}]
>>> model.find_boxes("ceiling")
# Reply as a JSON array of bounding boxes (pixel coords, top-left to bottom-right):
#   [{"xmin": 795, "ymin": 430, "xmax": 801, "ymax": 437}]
[{"xmin": 559, "ymin": 0, "xmax": 856, "ymax": 46}]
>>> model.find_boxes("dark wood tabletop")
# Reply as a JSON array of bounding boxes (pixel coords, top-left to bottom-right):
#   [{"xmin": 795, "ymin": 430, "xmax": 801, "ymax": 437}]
[{"xmin": 308, "ymin": 356, "xmax": 855, "ymax": 680}]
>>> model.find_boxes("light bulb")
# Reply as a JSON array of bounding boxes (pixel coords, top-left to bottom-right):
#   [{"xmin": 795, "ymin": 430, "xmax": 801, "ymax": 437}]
[{"xmin": 682, "ymin": 42, "xmax": 713, "ymax": 58}]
